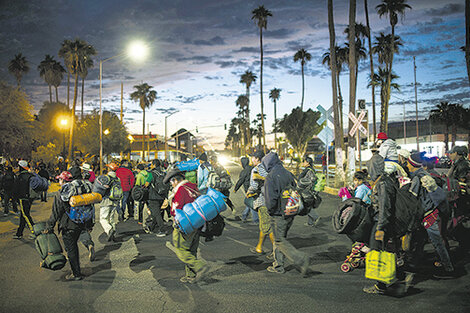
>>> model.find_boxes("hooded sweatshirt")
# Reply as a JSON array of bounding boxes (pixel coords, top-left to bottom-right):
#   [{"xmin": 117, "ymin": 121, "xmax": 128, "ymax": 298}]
[
  {"xmin": 378, "ymin": 138, "xmax": 398, "ymax": 162},
  {"xmin": 234, "ymin": 157, "xmax": 253, "ymax": 193},
  {"xmin": 262, "ymin": 152, "xmax": 296, "ymax": 216}
]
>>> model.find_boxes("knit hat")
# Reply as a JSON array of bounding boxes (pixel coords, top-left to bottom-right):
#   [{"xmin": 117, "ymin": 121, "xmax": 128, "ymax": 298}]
[
  {"xmin": 80, "ymin": 163, "xmax": 92, "ymax": 171},
  {"xmin": 449, "ymin": 146, "xmax": 468, "ymax": 156},
  {"xmin": 56, "ymin": 171, "xmax": 72, "ymax": 182},
  {"xmin": 377, "ymin": 132, "xmax": 388, "ymax": 140},
  {"xmin": 163, "ymin": 167, "xmax": 185, "ymax": 184},
  {"xmin": 408, "ymin": 152, "xmax": 425, "ymax": 168},
  {"xmin": 18, "ymin": 160, "xmax": 29, "ymax": 170},
  {"xmin": 199, "ymin": 152, "xmax": 208, "ymax": 162}
]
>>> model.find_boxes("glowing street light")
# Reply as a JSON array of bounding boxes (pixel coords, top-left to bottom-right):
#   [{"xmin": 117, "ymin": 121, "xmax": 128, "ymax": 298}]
[
  {"xmin": 104, "ymin": 128, "xmax": 110, "ymax": 135},
  {"xmin": 99, "ymin": 40, "xmax": 149, "ymax": 174}
]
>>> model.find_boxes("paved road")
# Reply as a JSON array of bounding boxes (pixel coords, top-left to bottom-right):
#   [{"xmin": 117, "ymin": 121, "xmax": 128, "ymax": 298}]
[{"xmin": 0, "ymin": 163, "xmax": 469, "ymax": 313}]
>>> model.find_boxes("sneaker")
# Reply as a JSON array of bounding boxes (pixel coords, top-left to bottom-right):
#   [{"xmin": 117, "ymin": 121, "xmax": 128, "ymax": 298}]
[
  {"xmin": 3, "ymin": 213, "xmax": 8, "ymax": 217},
  {"xmin": 180, "ymin": 276, "xmax": 195, "ymax": 283},
  {"xmin": 267, "ymin": 266, "xmax": 285, "ymax": 274},
  {"xmin": 266, "ymin": 253, "xmax": 274, "ymax": 261},
  {"xmin": 304, "ymin": 223, "xmax": 314, "ymax": 227},
  {"xmin": 13, "ymin": 235, "xmax": 22, "ymax": 240},
  {"xmin": 363, "ymin": 284, "xmax": 385, "ymax": 295},
  {"xmin": 89, "ymin": 245, "xmax": 96, "ymax": 262},
  {"xmin": 205, "ymin": 236, "xmax": 214, "ymax": 242},
  {"xmin": 300, "ymin": 256, "xmax": 311, "ymax": 277},
  {"xmin": 65, "ymin": 274, "xmax": 83, "ymax": 281},
  {"xmin": 107, "ymin": 229, "xmax": 116, "ymax": 242},
  {"xmin": 233, "ymin": 216, "xmax": 242, "ymax": 222},
  {"xmin": 28, "ymin": 234, "xmax": 36, "ymax": 240},
  {"xmin": 155, "ymin": 232, "xmax": 166, "ymax": 238},
  {"xmin": 191, "ymin": 264, "xmax": 210, "ymax": 283},
  {"xmin": 433, "ymin": 269, "xmax": 456, "ymax": 279},
  {"xmin": 143, "ymin": 228, "xmax": 152, "ymax": 234},
  {"xmin": 314, "ymin": 217, "xmax": 321, "ymax": 226}
]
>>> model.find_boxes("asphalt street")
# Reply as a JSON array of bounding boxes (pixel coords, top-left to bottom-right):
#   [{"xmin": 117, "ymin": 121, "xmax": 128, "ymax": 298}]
[{"xmin": 0, "ymin": 163, "xmax": 469, "ymax": 313}]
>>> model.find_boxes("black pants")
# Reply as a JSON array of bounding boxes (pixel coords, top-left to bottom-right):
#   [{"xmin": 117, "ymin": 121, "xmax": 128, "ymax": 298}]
[
  {"xmin": 127, "ymin": 196, "xmax": 134, "ymax": 217},
  {"xmin": 40, "ymin": 190, "xmax": 47, "ymax": 202},
  {"xmin": 16, "ymin": 199, "xmax": 34, "ymax": 236},
  {"xmin": 2, "ymin": 190, "xmax": 17, "ymax": 214},
  {"xmin": 62, "ymin": 228, "xmax": 82, "ymax": 277},
  {"xmin": 147, "ymin": 200, "xmax": 164, "ymax": 232}
]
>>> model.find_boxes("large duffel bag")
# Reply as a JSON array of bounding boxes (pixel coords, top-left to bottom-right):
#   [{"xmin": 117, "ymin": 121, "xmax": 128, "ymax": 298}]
[
  {"xmin": 185, "ymin": 170, "xmax": 197, "ymax": 184},
  {"xmin": 332, "ymin": 198, "xmax": 373, "ymax": 243},
  {"xmin": 30, "ymin": 173, "xmax": 49, "ymax": 192},
  {"xmin": 175, "ymin": 188, "xmax": 227, "ymax": 234},
  {"xmin": 33, "ymin": 222, "xmax": 66, "ymax": 271},
  {"xmin": 176, "ymin": 158, "xmax": 199, "ymax": 172},
  {"xmin": 92, "ymin": 175, "xmax": 111, "ymax": 196}
]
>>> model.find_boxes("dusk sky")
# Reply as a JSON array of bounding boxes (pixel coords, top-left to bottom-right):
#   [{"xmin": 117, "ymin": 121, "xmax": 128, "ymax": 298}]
[{"xmin": 0, "ymin": 0, "xmax": 468, "ymax": 150}]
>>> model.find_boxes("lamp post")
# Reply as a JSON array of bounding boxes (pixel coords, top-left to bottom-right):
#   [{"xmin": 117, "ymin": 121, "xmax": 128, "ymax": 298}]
[
  {"xmin": 60, "ymin": 118, "xmax": 68, "ymax": 157},
  {"xmin": 99, "ymin": 41, "xmax": 148, "ymax": 174},
  {"xmin": 165, "ymin": 111, "xmax": 179, "ymax": 161}
]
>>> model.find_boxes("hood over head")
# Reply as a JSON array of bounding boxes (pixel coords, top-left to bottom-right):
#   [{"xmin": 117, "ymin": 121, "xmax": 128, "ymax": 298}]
[
  {"xmin": 240, "ymin": 156, "xmax": 249, "ymax": 169},
  {"xmin": 261, "ymin": 152, "xmax": 282, "ymax": 172},
  {"xmin": 367, "ymin": 154, "xmax": 385, "ymax": 181}
]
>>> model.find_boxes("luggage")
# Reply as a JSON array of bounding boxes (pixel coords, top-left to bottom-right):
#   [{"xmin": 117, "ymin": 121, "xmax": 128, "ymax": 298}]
[
  {"xmin": 365, "ymin": 250, "xmax": 396, "ymax": 284},
  {"xmin": 201, "ymin": 214, "xmax": 225, "ymax": 237},
  {"xmin": 108, "ymin": 177, "xmax": 123, "ymax": 201},
  {"xmin": 30, "ymin": 173, "xmax": 49, "ymax": 192},
  {"xmin": 314, "ymin": 173, "xmax": 326, "ymax": 192},
  {"xmin": 150, "ymin": 170, "xmax": 169, "ymax": 199},
  {"xmin": 208, "ymin": 169, "xmax": 232, "ymax": 191},
  {"xmin": 92, "ymin": 175, "xmax": 112, "ymax": 196},
  {"xmin": 185, "ymin": 170, "xmax": 197, "ymax": 184},
  {"xmin": 174, "ymin": 188, "xmax": 227, "ymax": 234},
  {"xmin": 280, "ymin": 185, "xmax": 306, "ymax": 217},
  {"xmin": 175, "ymin": 158, "xmax": 200, "ymax": 172},
  {"xmin": 132, "ymin": 185, "xmax": 148, "ymax": 202},
  {"xmin": 67, "ymin": 205, "xmax": 94, "ymax": 223},
  {"xmin": 33, "ymin": 222, "xmax": 66, "ymax": 271},
  {"xmin": 332, "ymin": 198, "xmax": 373, "ymax": 243},
  {"xmin": 394, "ymin": 186, "xmax": 423, "ymax": 237},
  {"xmin": 69, "ymin": 192, "xmax": 102, "ymax": 207}
]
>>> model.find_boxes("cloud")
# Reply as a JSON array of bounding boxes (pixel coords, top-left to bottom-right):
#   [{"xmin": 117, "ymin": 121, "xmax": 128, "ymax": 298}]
[
  {"xmin": 175, "ymin": 55, "xmax": 213, "ymax": 64},
  {"xmin": 232, "ymin": 46, "xmax": 259, "ymax": 53},
  {"xmin": 426, "ymin": 3, "xmax": 463, "ymax": 16},
  {"xmin": 214, "ymin": 60, "xmax": 248, "ymax": 69},
  {"xmin": 174, "ymin": 94, "xmax": 206, "ymax": 104},
  {"xmin": 264, "ymin": 28, "xmax": 297, "ymax": 39},
  {"xmin": 189, "ymin": 36, "xmax": 226, "ymax": 46}
]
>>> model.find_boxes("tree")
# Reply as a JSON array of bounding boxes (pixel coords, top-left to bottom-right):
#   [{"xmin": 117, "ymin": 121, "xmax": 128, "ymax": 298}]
[
  {"xmin": 277, "ymin": 108, "xmax": 323, "ymax": 159},
  {"xmin": 376, "ymin": 0, "xmax": 411, "ymax": 131},
  {"xmin": 32, "ymin": 142, "xmax": 61, "ymax": 165},
  {"xmin": 364, "ymin": 0, "xmax": 377, "ymax": 139},
  {"xmin": 293, "ymin": 48, "xmax": 312, "ymax": 110},
  {"xmin": 38, "ymin": 55, "xmax": 56, "ymax": 103},
  {"xmin": 59, "ymin": 39, "xmax": 72, "ymax": 108},
  {"xmin": 76, "ymin": 111, "xmax": 129, "ymax": 156},
  {"xmin": 8, "ymin": 53, "xmax": 30, "ymax": 88},
  {"xmin": 465, "ymin": 0, "xmax": 470, "ymax": 86},
  {"xmin": 240, "ymin": 70, "xmax": 257, "ymax": 148},
  {"xmin": 252, "ymin": 113, "xmax": 266, "ymax": 148},
  {"xmin": 344, "ymin": 23, "xmax": 368, "ymax": 98},
  {"xmin": 346, "ymin": 0, "xmax": 357, "ymax": 180},
  {"xmin": 36, "ymin": 101, "xmax": 71, "ymax": 147},
  {"xmin": 457, "ymin": 106, "xmax": 470, "ymax": 153},
  {"xmin": 225, "ymin": 119, "xmax": 242, "ymax": 156},
  {"xmin": 252, "ymin": 5, "xmax": 272, "ymax": 152},
  {"xmin": 369, "ymin": 67, "xmax": 400, "ymax": 133},
  {"xmin": 235, "ymin": 95, "xmax": 249, "ymax": 152},
  {"xmin": 59, "ymin": 38, "xmax": 96, "ymax": 158},
  {"xmin": 78, "ymin": 48, "xmax": 96, "ymax": 119},
  {"xmin": 51, "ymin": 61, "xmax": 66, "ymax": 103},
  {"xmin": 130, "ymin": 83, "xmax": 157, "ymax": 160},
  {"xmin": 0, "ymin": 82, "xmax": 36, "ymax": 158},
  {"xmin": 328, "ymin": 0, "xmax": 346, "ymax": 186},
  {"xmin": 269, "ymin": 88, "xmax": 281, "ymax": 150},
  {"xmin": 430, "ymin": 101, "xmax": 453, "ymax": 152},
  {"xmin": 449, "ymin": 103, "xmax": 465, "ymax": 147}
]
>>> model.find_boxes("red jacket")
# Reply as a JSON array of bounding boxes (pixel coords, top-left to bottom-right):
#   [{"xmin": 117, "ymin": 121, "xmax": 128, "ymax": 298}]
[
  {"xmin": 116, "ymin": 167, "xmax": 135, "ymax": 192},
  {"xmin": 171, "ymin": 181, "xmax": 199, "ymax": 217}
]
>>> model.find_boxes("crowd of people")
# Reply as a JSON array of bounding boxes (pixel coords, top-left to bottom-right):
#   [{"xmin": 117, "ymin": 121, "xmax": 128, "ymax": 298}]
[{"xmin": 0, "ymin": 135, "xmax": 469, "ymax": 293}]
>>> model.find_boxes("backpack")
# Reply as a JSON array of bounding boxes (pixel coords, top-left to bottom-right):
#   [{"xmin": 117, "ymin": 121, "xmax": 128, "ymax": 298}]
[
  {"xmin": 93, "ymin": 175, "xmax": 111, "ymax": 196},
  {"xmin": 208, "ymin": 168, "xmax": 232, "ymax": 191},
  {"xmin": 200, "ymin": 214, "xmax": 225, "ymax": 237},
  {"xmin": 108, "ymin": 177, "xmax": 123, "ymax": 201},
  {"xmin": 132, "ymin": 185, "xmax": 148, "ymax": 202},
  {"xmin": 150, "ymin": 169, "xmax": 168, "ymax": 198},
  {"xmin": 394, "ymin": 185, "xmax": 424, "ymax": 237},
  {"xmin": 64, "ymin": 180, "xmax": 95, "ymax": 223},
  {"xmin": 332, "ymin": 198, "xmax": 373, "ymax": 243},
  {"xmin": 280, "ymin": 184, "xmax": 307, "ymax": 217},
  {"xmin": 30, "ymin": 173, "xmax": 49, "ymax": 192},
  {"xmin": 442, "ymin": 176, "xmax": 461, "ymax": 202},
  {"xmin": 298, "ymin": 168, "xmax": 320, "ymax": 207}
]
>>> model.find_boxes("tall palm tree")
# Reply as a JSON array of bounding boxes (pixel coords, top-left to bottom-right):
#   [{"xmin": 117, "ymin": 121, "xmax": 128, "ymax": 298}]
[
  {"xmin": 430, "ymin": 101, "xmax": 453, "ymax": 152},
  {"xmin": 347, "ymin": 0, "xmax": 357, "ymax": 171},
  {"xmin": 322, "ymin": 45, "xmax": 348, "ymax": 133},
  {"xmin": 364, "ymin": 0, "xmax": 377, "ymax": 138},
  {"xmin": 252, "ymin": 5, "xmax": 272, "ymax": 152},
  {"xmin": 8, "ymin": 53, "xmax": 30, "ymax": 88},
  {"xmin": 376, "ymin": 0, "xmax": 411, "ymax": 130},
  {"xmin": 59, "ymin": 39, "xmax": 73, "ymax": 108},
  {"xmin": 38, "ymin": 54, "xmax": 56, "ymax": 103},
  {"xmin": 59, "ymin": 38, "xmax": 96, "ymax": 158},
  {"xmin": 235, "ymin": 95, "xmax": 249, "ymax": 153},
  {"xmin": 269, "ymin": 88, "xmax": 281, "ymax": 150},
  {"xmin": 51, "ymin": 61, "xmax": 66, "ymax": 103},
  {"xmin": 369, "ymin": 67, "xmax": 400, "ymax": 133},
  {"xmin": 78, "ymin": 53, "xmax": 96, "ymax": 119},
  {"xmin": 328, "ymin": 0, "xmax": 345, "ymax": 185},
  {"xmin": 240, "ymin": 70, "xmax": 257, "ymax": 149},
  {"xmin": 130, "ymin": 83, "xmax": 157, "ymax": 161},
  {"xmin": 344, "ymin": 40, "xmax": 367, "ymax": 99},
  {"xmin": 293, "ymin": 48, "xmax": 311, "ymax": 111}
]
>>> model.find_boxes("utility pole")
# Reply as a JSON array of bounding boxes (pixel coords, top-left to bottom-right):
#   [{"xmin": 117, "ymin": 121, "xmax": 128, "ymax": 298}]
[
  {"xmin": 403, "ymin": 102, "xmax": 407, "ymax": 145},
  {"xmin": 120, "ymin": 82, "xmax": 123, "ymax": 122},
  {"xmin": 414, "ymin": 56, "xmax": 419, "ymax": 151}
]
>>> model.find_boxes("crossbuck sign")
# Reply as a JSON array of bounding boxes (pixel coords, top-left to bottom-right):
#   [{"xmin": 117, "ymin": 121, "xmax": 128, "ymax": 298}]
[{"xmin": 348, "ymin": 111, "xmax": 367, "ymax": 137}]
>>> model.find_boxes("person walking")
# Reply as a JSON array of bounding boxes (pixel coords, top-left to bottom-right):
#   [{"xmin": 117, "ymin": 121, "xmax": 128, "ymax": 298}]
[
  {"xmin": 116, "ymin": 160, "xmax": 135, "ymax": 220},
  {"xmin": 13, "ymin": 160, "xmax": 35, "ymax": 239},
  {"xmin": 235, "ymin": 157, "xmax": 257, "ymax": 224},
  {"xmin": 197, "ymin": 152, "xmax": 211, "ymax": 194},
  {"xmin": 1, "ymin": 165, "xmax": 17, "ymax": 216},
  {"xmin": 298, "ymin": 156, "xmax": 320, "ymax": 227},
  {"xmin": 146, "ymin": 159, "xmax": 169, "ymax": 237},
  {"xmin": 37, "ymin": 163, "xmax": 50, "ymax": 202},
  {"xmin": 262, "ymin": 152, "xmax": 311, "ymax": 276},
  {"xmin": 99, "ymin": 163, "xmax": 123, "ymax": 242},
  {"xmin": 134, "ymin": 163, "xmax": 152, "ymax": 223}
]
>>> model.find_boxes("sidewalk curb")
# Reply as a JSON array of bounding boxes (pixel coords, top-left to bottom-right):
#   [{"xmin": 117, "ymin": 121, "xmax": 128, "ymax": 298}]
[{"xmin": 323, "ymin": 186, "xmax": 339, "ymax": 196}]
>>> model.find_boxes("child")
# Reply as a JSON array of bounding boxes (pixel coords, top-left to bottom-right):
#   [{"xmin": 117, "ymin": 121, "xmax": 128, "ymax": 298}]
[{"xmin": 353, "ymin": 171, "xmax": 371, "ymax": 204}]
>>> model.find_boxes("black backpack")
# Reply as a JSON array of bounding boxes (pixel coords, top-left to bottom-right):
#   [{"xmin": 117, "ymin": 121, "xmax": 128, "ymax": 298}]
[
  {"xmin": 149, "ymin": 169, "xmax": 169, "ymax": 199},
  {"xmin": 200, "ymin": 214, "xmax": 225, "ymax": 237}
]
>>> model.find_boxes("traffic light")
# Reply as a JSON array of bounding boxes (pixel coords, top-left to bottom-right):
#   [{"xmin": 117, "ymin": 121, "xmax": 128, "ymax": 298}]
[
  {"xmin": 196, "ymin": 126, "xmax": 198, "ymax": 133},
  {"xmin": 224, "ymin": 124, "xmax": 227, "ymax": 130}
]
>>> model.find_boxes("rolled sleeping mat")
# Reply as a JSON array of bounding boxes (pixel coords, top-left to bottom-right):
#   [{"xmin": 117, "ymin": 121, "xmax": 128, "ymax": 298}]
[
  {"xmin": 176, "ymin": 158, "xmax": 200, "ymax": 172},
  {"xmin": 33, "ymin": 222, "xmax": 67, "ymax": 271},
  {"xmin": 69, "ymin": 192, "xmax": 102, "ymax": 207}
]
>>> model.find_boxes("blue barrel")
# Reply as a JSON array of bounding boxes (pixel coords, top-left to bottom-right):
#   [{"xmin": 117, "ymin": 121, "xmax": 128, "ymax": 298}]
[
  {"xmin": 175, "ymin": 158, "xmax": 200, "ymax": 172},
  {"xmin": 175, "ymin": 188, "xmax": 227, "ymax": 234}
]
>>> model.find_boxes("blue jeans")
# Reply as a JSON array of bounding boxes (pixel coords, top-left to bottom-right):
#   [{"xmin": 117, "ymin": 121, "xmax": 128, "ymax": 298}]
[
  {"xmin": 119, "ymin": 191, "xmax": 130, "ymax": 217},
  {"xmin": 306, "ymin": 208, "xmax": 319, "ymax": 225},
  {"xmin": 271, "ymin": 216, "xmax": 307, "ymax": 271},
  {"xmin": 242, "ymin": 206, "xmax": 259, "ymax": 223},
  {"xmin": 426, "ymin": 222, "xmax": 454, "ymax": 272}
]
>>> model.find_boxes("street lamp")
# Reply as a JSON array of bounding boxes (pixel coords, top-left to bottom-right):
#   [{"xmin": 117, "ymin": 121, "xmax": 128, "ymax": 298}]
[
  {"xmin": 165, "ymin": 110, "xmax": 179, "ymax": 161},
  {"xmin": 99, "ymin": 40, "xmax": 149, "ymax": 174},
  {"xmin": 58, "ymin": 117, "xmax": 69, "ymax": 157}
]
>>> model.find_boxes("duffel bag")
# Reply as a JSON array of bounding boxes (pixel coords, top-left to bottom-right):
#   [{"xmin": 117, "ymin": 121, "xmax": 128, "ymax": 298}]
[
  {"xmin": 92, "ymin": 174, "xmax": 111, "ymax": 196},
  {"xmin": 30, "ymin": 173, "xmax": 49, "ymax": 192},
  {"xmin": 201, "ymin": 214, "xmax": 225, "ymax": 237},
  {"xmin": 33, "ymin": 223, "xmax": 66, "ymax": 271},
  {"xmin": 132, "ymin": 185, "xmax": 148, "ymax": 202}
]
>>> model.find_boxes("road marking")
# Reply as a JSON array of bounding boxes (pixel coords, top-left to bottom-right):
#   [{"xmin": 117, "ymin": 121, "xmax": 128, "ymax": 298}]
[{"xmin": 225, "ymin": 236, "xmax": 252, "ymax": 248}]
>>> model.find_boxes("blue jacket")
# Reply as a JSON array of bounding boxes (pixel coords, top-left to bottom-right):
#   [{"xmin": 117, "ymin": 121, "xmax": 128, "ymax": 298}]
[
  {"xmin": 197, "ymin": 162, "xmax": 212, "ymax": 192},
  {"xmin": 355, "ymin": 184, "xmax": 371, "ymax": 204}
]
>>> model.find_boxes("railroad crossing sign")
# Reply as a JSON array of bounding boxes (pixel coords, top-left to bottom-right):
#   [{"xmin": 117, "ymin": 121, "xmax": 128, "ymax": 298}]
[
  {"xmin": 317, "ymin": 105, "xmax": 334, "ymax": 125},
  {"xmin": 348, "ymin": 110, "xmax": 367, "ymax": 137},
  {"xmin": 317, "ymin": 126, "xmax": 334, "ymax": 145}
]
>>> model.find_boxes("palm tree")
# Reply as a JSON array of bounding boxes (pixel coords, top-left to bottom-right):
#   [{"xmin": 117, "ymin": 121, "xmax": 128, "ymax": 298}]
[
  {"xmin": 293, "ymin": 48, "xmax": 311, "ymax": 111},
  {"xmin": 376, "ymin": 0, "xmax": 411, "ymax": 130},
  {"xmin": 130, "ymin": 83, "xmax": 157, "ymax": 161},
  {"xmin": 252, "ymin": 5, "xmax": 272, "ymax": 152},
  {"xmin": 364, "ymin": 0, "xmax": 377, "ymax": 138},
  {"xmin": 347, "ymin": 0, "xmax": 357, "ymax": 169},
  {"xmin": 344, "ymin": 40, "xmax": 367, "ymax": 99},
  {"xmin": 269, "ymin": 88, "xmax": 281, "ymax": 150},
  {"xmin": 449, "ymin": 103, "xmax": 465, "ymax": 147},
  {"xmin": 430, "ymin": 101, "xmax": 453, "ymax": 152},
  {"xmin": 322, "ymin": 45, "xmax": 348, "ymax": 133},
  {"xmin": 328, "ymin": 0, "xmax": 345, "ymax": 185},
  {"xmin": 59, "ymin": 39, "xmax": 73, "ymax": 108},
  {"xmin": 8, "ymin": 53, "xmax": 30, "ymax": 88},
  {"xmin": 240, "ymin": 70, "xmax": 257, "ymax": 149},
  {"xmin": 38, "ymin": 54, "xmax": 56, "ymax": 103},
  {"xmin": 78, "ymin": 51, "xmax": 96, "ymax": 119},
  {"xmin": 369, "ymin": 67, "xmax": 400, "ymax": 133},
  {"xmin": 51, "ymin": 61, "xmax": 66, "ymax": 103},
  {"xmin": 235, "ymin": 95, "xmax": 249, "ymax": 153},
  {"xmin": 59, "ymin": 38, "xmax": 96, "ymax": 158}
]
